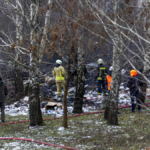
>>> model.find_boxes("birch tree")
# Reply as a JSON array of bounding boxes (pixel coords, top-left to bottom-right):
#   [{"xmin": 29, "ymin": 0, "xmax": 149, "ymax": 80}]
[
  {"xmin": 72, "ymin": 2, "xmax": 85, "ymax": 114},
  {"xmin": 72, "ymin": 32, "xmax": 85, "ymax": 113},
  {"xmin": 15, "ymin": 0, "xmax": 24, "ymax": 100},
  {"xmin": 29, "ymin": 0, "xmax": 52, "ymax": 126},
  {"xmin": 0, "ymin": 0, "xmax": 53, "ymax": 126}
]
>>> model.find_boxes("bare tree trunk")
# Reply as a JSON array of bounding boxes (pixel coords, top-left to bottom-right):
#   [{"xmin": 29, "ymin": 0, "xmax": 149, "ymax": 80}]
[
  {"xmin": 29, "ymin": 72, "xmax": 43, "ymax": 126},
  {"xmin": 104, "ymin": 0, "xmax": 123, "ymax": 125},
  {"xmin": 139, "ymin": 69, "xmax": 147, "ymax": 104},
  {"xmin": 15, "ymin": 0, "xmax": 24, "ymax": 100},
  {"xmin": 73, "ymin": 41, "xmax": 84, "ymax": 113},
  {"xmin": 29, "ymin": 0, "xmax": 43, "ymax": 126},
  {"xmin": 72, "ymin": 1, "xmax": 85, "ymax": 114},
  {"xmin": 63, "ymin": 55, "xmax": 71, "ymax": 128},
  {"xmin": 72, "ymin": 46, "xmax": 78, "ymax": 86},
  {"xmin": 104, "ymin": 39, "xmax": 123, "ymax": 124},
  {"xmin": 29, "ymin": 0, "xmax": 52, "ymax": 126}
]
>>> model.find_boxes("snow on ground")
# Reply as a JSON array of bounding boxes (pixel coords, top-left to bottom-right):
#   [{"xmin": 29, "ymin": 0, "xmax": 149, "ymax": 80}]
[
  {"xmin": 3, "ymin": 141, "xmax": 59, "ymax": 150},
  {"xmin": 1, "ymin": 84, "xmax": 131, "ymax": 118}
]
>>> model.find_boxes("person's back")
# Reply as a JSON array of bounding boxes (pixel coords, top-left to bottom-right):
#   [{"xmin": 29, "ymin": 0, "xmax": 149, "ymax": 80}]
[
  {"xmin": 53, "ymin": 64, "xmax": 65, "ymax": 82},
  {"xmin": 127, "ymin": 70, "xmax": 140, "ymax": 95},
  {"xmin": 96, "ymin": 59, "xmax": 107, "ymax": 97},
  {"xmin": 127, "ymin": 70, "xmax": 141, "ymax": 112},
  {"xmin": 0, "ymin": 77, "xmax": 8, "ymax": 122},
  {"xmin": 97, "ymin": 63, "xmax": 107, "ymax": 80},
  {"xmin": 52, "ymin": 60, "xmax": 65, "ymax": 96}
]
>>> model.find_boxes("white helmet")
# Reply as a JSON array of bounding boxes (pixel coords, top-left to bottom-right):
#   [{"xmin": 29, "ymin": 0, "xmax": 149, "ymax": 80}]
[
  {"xmin": 97, "ymin": 59, "xmax": 103, "ymax": 64},
  {"xmin": 121, "ymin": 69, "xmax": 126, "ymax": 75},
  {"xmin": 56, "ymin": 59, "xmax": 62, "ymax": 64},
  {"xmin": 109, "ymin": 66, "xmax": 113, "ymax": 71}
]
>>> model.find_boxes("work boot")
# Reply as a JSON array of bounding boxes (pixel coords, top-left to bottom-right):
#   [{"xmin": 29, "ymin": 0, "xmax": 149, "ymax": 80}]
[{"xmin": 104, "ymin": 93, "xmax": 108, "ymax": 96}]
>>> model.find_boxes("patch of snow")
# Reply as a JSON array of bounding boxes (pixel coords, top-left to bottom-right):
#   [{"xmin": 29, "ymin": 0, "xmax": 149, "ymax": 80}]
[
  {"xmin": 129, "ymin": 116, "xmax": 135, "ymax": 119},
  {"xmin": 82, "ymin": 136, "xmax": 92, "ymax": 138},
  {"xmin": 95, "ymin": 121, "xmax": 103, "ymax": 125},
  {"xmin": 58, "ymin": 127, "xmax": 64, "ymax": 131},
  {"xmin": 120, "ymin": 86, "xmax": 124, "ymax": 90},
  {"xmin": 82, "ymin": 120, "xmax": 92, "ymax": 123},
  {"xmin": 24, "ymin": 96, "xmax": 29, "ymax": 101}
]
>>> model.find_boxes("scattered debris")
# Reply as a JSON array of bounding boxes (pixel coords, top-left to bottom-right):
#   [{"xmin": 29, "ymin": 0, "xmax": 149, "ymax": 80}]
[
  {"xmin": 3, "ymin": 81, "xmax": 134, "ymax": 117},
  {"xmin": 45, "ymin": 102, "xmax": 63, "ymax": 113}
]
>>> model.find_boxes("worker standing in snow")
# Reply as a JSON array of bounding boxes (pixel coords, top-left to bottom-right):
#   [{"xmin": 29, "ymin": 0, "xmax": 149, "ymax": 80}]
[
  {"xmin": 127, "ymin": 70, "xmax": 142, "ymax": 113},
  {"xmin": 96, "ymin": 59, "xmax": 107, "ymax": 97},
  {"xmin": 0, "ymin": 77, "xmax": 8, "ymax": 123},
  {"xmin": 52, "ymin": 60, "xmax": 66, "ymax": 97}
]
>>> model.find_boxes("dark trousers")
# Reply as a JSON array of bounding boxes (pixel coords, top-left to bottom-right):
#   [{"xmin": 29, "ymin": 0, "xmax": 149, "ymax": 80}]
[
  {"xmin": 131, "ymin": 92, "xmax": 141, "ymax": 112},
  {"xmin": 98, "ymin": 80, "xmax": 106, "ymax": 95},
  {"xmin": 0, "ymin": 102, "xmax": 5, "ymax": 121}
]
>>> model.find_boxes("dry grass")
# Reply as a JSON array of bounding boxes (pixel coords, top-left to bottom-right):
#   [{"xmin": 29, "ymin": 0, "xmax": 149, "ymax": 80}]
[{"xmin": 0, "ymin": 108, "xmax": 150, "ymax": 150}]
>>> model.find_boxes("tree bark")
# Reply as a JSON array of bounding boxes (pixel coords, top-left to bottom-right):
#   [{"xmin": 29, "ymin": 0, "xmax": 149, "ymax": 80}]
[
  {"xmin": 29, "ymin": 70, "xmax": 43, "ymax": 126},
  {"xmin": 139, "ymin": 82, "xmax": 147, "ymax": 104},
  {"xmin": 73, "ymin": 45, "xmax": 84, "ymax": 113},
  {"xmin": 15, "ymin": 0, "xmax": 24, "ymax": 100},
  {"xmin": 29, "ymin": 0, "xmax": 42, "ymax": 126},
  {"xmin": 72, "ymin": 1, "xmax": 85, "ymax": 114},
  {"xmin": 63, "ymin": 55, "xmax": 71, "ymax": 128},
  {"xmin": 104, "ymin": 0, "xmax": 123, "ymax": 125},
  {"xmin": 29, "ymin": 0, "xmax": 52, "ymax": 126}
]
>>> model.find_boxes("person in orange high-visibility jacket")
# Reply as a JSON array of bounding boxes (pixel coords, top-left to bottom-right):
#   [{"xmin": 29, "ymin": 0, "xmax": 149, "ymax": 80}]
[
  {"xmin": 52, "ymin": 59, "xmax": 66, "ymax": 96},
  {"xmin": 106, "ymin": 66, "xmax": 113, "ymax": 93}
]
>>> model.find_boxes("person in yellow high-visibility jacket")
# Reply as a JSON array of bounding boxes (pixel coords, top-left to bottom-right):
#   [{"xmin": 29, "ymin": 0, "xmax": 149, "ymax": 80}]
[{"xmin": 52, "ymin": 60, "xmax": 66, "ymax": 96}]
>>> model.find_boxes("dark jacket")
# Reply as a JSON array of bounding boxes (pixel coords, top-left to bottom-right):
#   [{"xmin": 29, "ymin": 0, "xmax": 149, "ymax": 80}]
[
  {"xmin": 96, "ymin": 64, "xmax": 107, "ymax": 80},
  {"xmin": 127, "ymin": 75, "xmax": 141, "ymax": 95},
  {"xmin": 107, "ymin": 70, "xmax": 112, "ymax": 76},
  {"xmin": 0, "ymin": 81, "xmax": 8, "ymax": 102}
]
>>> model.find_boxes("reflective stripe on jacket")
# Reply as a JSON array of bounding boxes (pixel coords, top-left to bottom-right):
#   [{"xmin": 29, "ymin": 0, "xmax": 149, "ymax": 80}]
[
  {"xmin": 52, "ymin": 65, "xmax": 65, "ymax": 82},
  {"xmin": 98, "ymin": 67, "xmax": 107, "ymax": 80},
  {"xmin": 106, "ymin": 75, "xmax": 112, "ymax": 90}
]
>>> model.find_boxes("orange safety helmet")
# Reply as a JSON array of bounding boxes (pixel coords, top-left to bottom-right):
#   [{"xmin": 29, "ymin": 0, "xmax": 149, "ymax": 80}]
[{"xmin": 130, "ymin": 70, "xmax": 137, "ymax": 77}]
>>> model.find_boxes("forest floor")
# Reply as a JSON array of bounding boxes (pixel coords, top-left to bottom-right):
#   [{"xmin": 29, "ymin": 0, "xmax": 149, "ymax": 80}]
[{"xmin": 0, "ymin": 107, "xmax": 150, "ymax": 150}]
